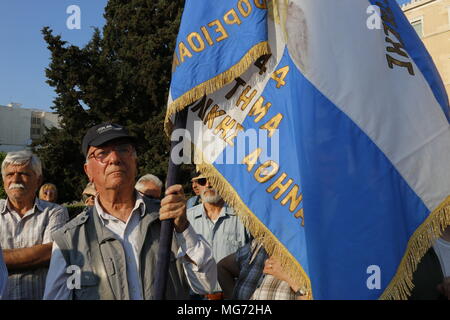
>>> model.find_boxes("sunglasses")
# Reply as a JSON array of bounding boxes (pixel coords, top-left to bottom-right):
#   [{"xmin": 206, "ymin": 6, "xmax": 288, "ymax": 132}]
[{"xmin": 194, "ymin": 178, "xmax": 207, "ymax": 186}]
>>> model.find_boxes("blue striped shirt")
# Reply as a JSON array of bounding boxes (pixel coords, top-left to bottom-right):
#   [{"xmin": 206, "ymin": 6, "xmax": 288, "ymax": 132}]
[{"xmin": 187, "ymin": 203, "xmax": 250, "ymax": 292}]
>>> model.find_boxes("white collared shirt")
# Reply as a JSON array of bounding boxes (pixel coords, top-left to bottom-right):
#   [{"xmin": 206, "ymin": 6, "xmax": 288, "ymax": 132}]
[
  {"xmin": 94, "ymin": 194, "xmax": 145, "ymax": 299},
  {"xmin": 0, "ymin": 198, "xmax": 68, "ymax": 300}
]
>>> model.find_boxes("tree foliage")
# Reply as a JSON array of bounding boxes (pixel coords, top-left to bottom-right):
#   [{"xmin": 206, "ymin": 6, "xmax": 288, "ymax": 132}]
[{"xmin": 35, "ymin": 0, "xmax": 188, "ymax": 203}]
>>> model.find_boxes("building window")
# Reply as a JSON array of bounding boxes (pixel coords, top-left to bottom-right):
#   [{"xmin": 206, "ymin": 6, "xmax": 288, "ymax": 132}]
[
  {"xmin": 31, "ymin": 117, "xmax": 41, "ymax": 125},
  {"xmin": 411, "ymin": 19, "xmax": 423, "ymax": 37},
  {"xmin": 31, "ymin": 128, "xmax": 41, "ymax": 136}
]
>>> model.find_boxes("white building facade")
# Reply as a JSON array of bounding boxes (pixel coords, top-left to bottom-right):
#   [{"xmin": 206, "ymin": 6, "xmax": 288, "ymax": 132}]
[{"xmin": 0, "ymin": 103, "xmax": 60, "ymax": 152}]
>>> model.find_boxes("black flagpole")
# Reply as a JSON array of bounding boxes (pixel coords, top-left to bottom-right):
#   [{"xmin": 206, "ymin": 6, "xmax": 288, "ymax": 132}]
[{"xmin": 154, "ymin": 107, "xmax": 188, "ymax": 299}]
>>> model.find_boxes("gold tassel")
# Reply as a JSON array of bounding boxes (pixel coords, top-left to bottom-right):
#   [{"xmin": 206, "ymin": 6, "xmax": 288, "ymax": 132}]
[
  {"xmin": 195, "ymin": 157, "xmax": 313, "ymax": 300},
  {"xmin": 380, "ymin": 196, "xmax": 450, "ymax": 300},
  {"xmin": 164, "ymin": 41, "xmax": 271, "ymax": 136}
]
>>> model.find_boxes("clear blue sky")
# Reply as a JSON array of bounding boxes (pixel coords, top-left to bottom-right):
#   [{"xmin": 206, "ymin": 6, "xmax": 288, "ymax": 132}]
[
  {"xmin": 0, "ymin": 0, "xmax": 410, "ymax": 112},
  {"xmin": 0, "ymin": 1, "xmax": 107, "ymax": 111}
]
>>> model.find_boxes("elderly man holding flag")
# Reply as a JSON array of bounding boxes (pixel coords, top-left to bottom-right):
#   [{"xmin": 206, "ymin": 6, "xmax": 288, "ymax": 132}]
[
  {"xmin": 165, "ymin": 0, "xmax": 450, "ymax": 299},
  {"xmin": 44, "ymin": 123, "xmax": 216, "ymax": 300}
]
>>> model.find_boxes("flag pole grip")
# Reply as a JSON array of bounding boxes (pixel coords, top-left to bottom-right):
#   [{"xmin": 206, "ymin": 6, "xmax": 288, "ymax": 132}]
[{"xmin": 154, "ymin": 108, "xmax": 188, "ymax": 300}]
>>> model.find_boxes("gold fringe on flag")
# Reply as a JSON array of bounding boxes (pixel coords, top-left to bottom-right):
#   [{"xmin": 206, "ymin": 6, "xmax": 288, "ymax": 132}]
[
  {"xmin": 380, "ymin": 196, "xmax": 450, "ymax": 300},
  {"xmin": 164, "ymin": 41, "xmax": 270, "ymax": 136},
  {"xmin": 196, "ymin": 160, "xmax": 313, "ymax": 300}
]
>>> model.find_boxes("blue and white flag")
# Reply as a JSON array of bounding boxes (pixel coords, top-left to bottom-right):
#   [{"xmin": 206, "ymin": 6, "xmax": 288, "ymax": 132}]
[{"xmin": 166, "ymin": 0, "xmax": 450, "ymax": 299}]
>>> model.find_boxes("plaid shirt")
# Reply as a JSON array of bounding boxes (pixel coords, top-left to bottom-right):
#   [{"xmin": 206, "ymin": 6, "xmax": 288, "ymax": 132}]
[
  {"xmin": 233, "ymin": 240, "xmax": 297, "ymax": 300},
  {"xmin": 232, "ymin": 240, "xmax": 267, "ymax": 300},
  {"xmin": 250, "ymin": 275, "xmax": 296, "ymax": 300},
  {"xmin": 0, "ymin": 198, "xmax": 68, "ymax": 300}
]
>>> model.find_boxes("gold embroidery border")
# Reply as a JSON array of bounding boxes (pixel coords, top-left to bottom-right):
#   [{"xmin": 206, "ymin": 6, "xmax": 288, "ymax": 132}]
[
  {"xmin": 195, "ymin": 158, "xmax": 313, "ymax": 300},
  {"xmin": 164, "ymin": 41, "xmax": 270, "ymax": 136},
  {"xmin": 381, "ymin": 195, "xmax": 450, "ymax": 299}
]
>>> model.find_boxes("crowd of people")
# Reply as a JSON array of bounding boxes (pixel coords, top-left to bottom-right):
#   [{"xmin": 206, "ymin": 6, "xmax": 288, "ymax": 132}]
[{"xmin": 0, "ymin": 122, "xmax": 449, "ymax": 300}]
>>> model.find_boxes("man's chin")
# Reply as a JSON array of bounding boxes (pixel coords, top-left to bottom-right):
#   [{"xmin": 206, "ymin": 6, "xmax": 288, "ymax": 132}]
[
  {"xmin": 7, "ymin": 189, "xmax": 26, "ymax": 196},
  {"xmin": 7, "ymin": 191, "xmax": 29, "ymax": 202},
  {"xmin": 105, "ymin": 179, "xmax": 132, "ymax": 191},
  {"xmin": 202, "ymin": 194, "xmax": 223, "ymax": 204}
]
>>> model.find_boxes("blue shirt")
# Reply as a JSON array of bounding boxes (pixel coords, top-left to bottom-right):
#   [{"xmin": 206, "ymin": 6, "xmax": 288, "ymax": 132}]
[
  {"xmin": 186, "ymin": 196, "xmax": 201, "ymax": 209},
  {"xmin": 0, "ymin": 245, "xmax": 7, "ymax": 299},
  {"xmin": 187, "ymin": 203, "xmax": 250, "ymax": 292}
]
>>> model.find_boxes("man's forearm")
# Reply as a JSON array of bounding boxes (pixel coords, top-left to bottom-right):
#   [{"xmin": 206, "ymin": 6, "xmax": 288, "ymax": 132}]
[
  {"xmin": 3, "ymin": 243, "xmax": 53, "ymax": 272},
  {"xmin": 217, "ymin": 254, "xmax": 239, "ymax": 299}
]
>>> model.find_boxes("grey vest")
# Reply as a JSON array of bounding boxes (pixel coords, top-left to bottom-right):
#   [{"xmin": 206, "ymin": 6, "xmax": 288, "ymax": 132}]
[{"xmin": 52, "ymin": 197, "xmax": 189, "ymax": 300}]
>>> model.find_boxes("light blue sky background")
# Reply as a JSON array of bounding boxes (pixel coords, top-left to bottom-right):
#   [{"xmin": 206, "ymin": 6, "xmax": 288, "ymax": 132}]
[
  {"xmin": 0, "ymin": 0, "xmax": 411, "ymax": 112},
  {"xmin": 0, "ymin": 1, "xmax": 108, "ymax": 111}
]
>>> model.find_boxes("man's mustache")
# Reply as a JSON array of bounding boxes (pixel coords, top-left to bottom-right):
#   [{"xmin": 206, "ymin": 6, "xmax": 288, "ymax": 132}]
[
  {"xmin": 9, "ymin": 183, "xmax": 25, "ymax": 190},
  {"xmin": 201, "ymin": 188, "xmax": 216, "ymax": 197}
]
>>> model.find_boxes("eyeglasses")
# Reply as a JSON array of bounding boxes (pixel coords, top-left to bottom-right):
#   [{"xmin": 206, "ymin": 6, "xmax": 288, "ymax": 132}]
[
  {"xmin": 195, "ymin": 178, "xmax": 207, "ymax": 186},
  {"xmin": 87, "ymin": 144, "xmax": 133, "ymax": 163}
]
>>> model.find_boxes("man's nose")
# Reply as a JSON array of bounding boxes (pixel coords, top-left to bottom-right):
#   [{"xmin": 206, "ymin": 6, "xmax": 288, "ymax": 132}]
[
  {"xmin": 11, "ymin": 173, "xmax": 22, "ymax": 182},
  {"xmin": 106, "ymin": 149, "xmax": 121, "ymax": 164}
]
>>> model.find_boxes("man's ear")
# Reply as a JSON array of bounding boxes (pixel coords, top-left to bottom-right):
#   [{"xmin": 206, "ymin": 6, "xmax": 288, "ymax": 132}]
[{"xmin": 84, "ymin": 163, "xmax": 93, "ymax": 182}]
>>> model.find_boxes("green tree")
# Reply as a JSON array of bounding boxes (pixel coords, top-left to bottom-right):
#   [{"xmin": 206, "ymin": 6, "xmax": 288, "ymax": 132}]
[{"xmin": 35, "ymin": 0, "xmax": 189, "ymax": 203}]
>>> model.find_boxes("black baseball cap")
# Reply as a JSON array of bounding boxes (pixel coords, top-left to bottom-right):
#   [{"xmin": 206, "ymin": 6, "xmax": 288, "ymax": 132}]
[{"xmin": 82, "ymin": 123, "xmax": 136, "ymax": 156}]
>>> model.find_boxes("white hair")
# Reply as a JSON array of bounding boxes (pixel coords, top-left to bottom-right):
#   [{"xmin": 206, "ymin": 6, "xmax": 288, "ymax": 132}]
[
  {"xmin": 1, "ymin": 150, "xmax": 42, "ymax": 178},
  {"xmin": 135, "ymin": 174, "xmax": 163, "ymax": 192},
  {"xmin": 200, "ymin": 188, "xmax": 223, "ymax": 204}
]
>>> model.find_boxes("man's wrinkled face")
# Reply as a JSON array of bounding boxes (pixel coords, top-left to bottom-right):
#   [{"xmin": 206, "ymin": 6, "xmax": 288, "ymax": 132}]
[
  {"xmin": 3, "ymin": 163, "xmax": 40, "ymax": 203},
  {"xmin": 197, "ymin": 179, "xmax": 222, "ymax": 204},
  {"xmin": 84, "ymin": 139, "xmax": 138, "ymax": 193}
]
